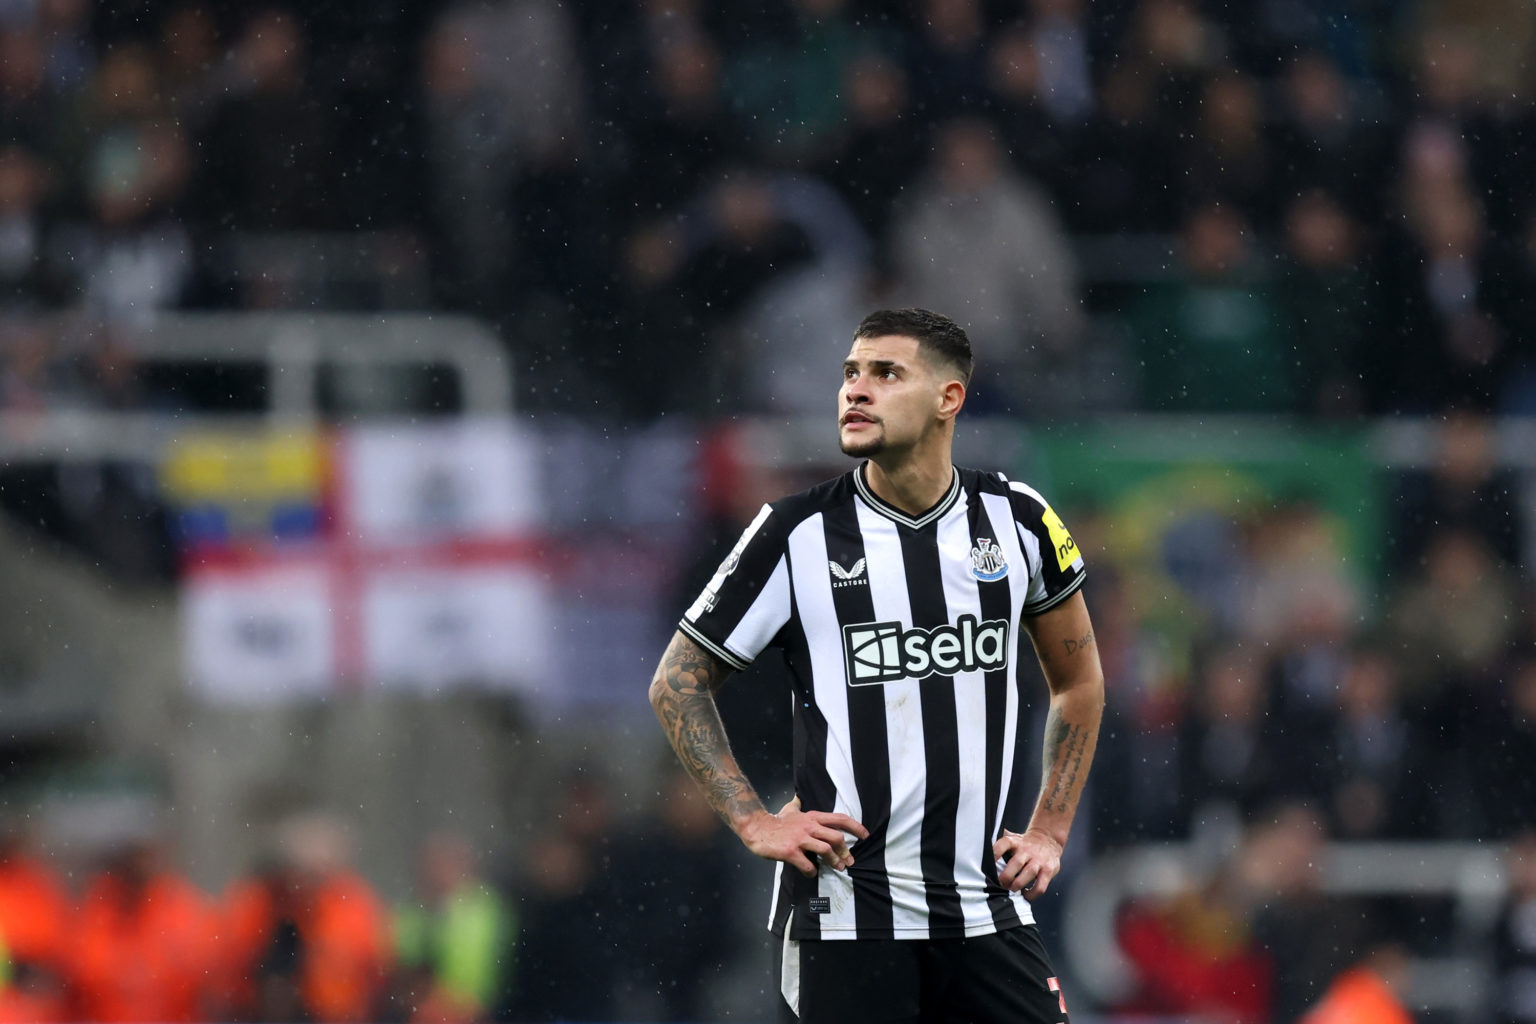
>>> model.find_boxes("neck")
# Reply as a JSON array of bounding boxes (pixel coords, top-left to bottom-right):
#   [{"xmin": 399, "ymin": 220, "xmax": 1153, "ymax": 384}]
[{"xmin": 864, "ymin": 439, "xmax": 954, "ymax": 516}]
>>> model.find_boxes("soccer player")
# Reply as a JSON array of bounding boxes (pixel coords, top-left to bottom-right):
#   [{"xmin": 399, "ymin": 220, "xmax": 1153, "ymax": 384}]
[{"xmin": 649, "ymin": 308, "xmax": 1104, "ymax": 1023}]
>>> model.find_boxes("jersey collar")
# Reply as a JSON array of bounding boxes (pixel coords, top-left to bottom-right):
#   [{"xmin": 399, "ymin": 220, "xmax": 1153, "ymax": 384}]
[{"xmin": 853, "ymin": 463, "xmax": 961, "ymax": 529}]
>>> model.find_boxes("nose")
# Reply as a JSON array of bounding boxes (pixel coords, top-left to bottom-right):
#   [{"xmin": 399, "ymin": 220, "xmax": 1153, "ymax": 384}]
[{"xmin": 843, "ymin": 375, "xmax": 871, "ymax": 405}]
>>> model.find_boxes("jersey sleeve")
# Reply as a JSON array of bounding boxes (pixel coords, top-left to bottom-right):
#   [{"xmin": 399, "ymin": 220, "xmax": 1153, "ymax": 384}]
[
  {"xmin": 1007, "ymin": 481, "xmax": 1087, "ymax": 615},
  {"xmin": 678, "ymin": 504, "xmax": 792, "ymax": 671}
]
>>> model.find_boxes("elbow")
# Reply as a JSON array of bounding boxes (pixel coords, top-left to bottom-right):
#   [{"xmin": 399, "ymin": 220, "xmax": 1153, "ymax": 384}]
[{"xmin": 1061, "ymin": 670, "xmax": 1106, "ymax": 713}]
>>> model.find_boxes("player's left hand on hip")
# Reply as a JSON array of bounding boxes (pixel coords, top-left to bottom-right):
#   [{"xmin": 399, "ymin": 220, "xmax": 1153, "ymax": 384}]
[{"xmin": 993, "ymin": 828, "xmax": 1062, "ymax": 900}]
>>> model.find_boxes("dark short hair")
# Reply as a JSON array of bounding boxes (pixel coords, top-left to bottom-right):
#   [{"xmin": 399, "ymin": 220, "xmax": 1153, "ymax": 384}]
[{"xmin": 853, "ymin": 308, "xmax": 974, "ymax": 384}]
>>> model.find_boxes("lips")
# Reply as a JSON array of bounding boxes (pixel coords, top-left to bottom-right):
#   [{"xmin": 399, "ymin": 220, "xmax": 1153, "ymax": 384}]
[{"xmin": 841, "ymin": 411, "xmax": 876, "ymax": 426}]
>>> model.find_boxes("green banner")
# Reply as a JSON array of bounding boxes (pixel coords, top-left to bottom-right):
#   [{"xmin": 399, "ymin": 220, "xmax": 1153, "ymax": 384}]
[{"xmin": 1022, "ymin": 418, "xmax": 1383, "ymax": 653}]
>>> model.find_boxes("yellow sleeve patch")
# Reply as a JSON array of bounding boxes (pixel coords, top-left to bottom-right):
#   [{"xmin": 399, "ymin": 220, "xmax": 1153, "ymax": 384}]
[{"xmin": 1042, "ymin": 504, "xmax": 1080, "ymax": 572}]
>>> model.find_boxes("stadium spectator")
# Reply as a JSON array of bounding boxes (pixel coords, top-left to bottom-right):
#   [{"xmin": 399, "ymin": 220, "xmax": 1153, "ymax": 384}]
[
  {"xmin": 1021, "ymin": 0, "xmax": 1096, "ymax": 124},
  {"xmin": 1234, "ymin": 498, "xmax": 1360, "ymax": 662},
  {"xmin": 393, "ymin": 831, "xmax": 515, "ymax": 1023},
  {"xmin": 441, "ymin": 0, "xmax": 586, "ymax": 173},
  {"xmin": 620, "ymin": 27, "xmax": 738, "ymax": 227},
  {"xmin": 1065, "ymin": 53, "xmax": 1180, "ymax": 231},
  {"xmin": 1127, "ymin": 202, "xmax": 1295, "ymax": 412},
  {"xmin": 34, "ymin": 0, "xmax": 92, "ymax": 94},
  {"xmin": 414, "ymin": 0, "xmax": 586, "ymax": 314},
  {"xmin": 1307, "ymin": 645, "xmax": 1431, "ymax": 839},
  {"xmin": 0, "ymin": 145, "xmax": 50, "ymax": 308},
  {"xmin": 720, "ymin": 0, "xmax": 863, "ymax": 164},
  {"xmin": 511, "ymin": 769, "xmax": 620, "ymax": 1022},
  {"xmin": 602, "ymin": 221, "xmax": 708, "ymax": 417},
  {"xmin": 615, "ymin": 763, "xmax": 738, "ymax": 1022},
  {"xmin": 1178, "ymin": 69, "xmax": 1277, "ymax": 229},
  {"xmin": 64, "ymin": 108, "xmax": 194, "ymax": 317},
  {"xmin": 1298, "ymin": 942, "xmax": 1416, "ymax": 1024},
  {"xmin": 1245, "ymin": 802, "xmax": 1378, "ymax": 1023},
  {"xmin": 415, "ymin": 14, "xmax": 519, "ymax": 314},
  {"xmin": 1123, "ymin": 0, "xmax": 1220, "ymax": 111},
  {"xmin": 1403, "ymin": 21, "xmax": 1522, "ymax": 227},
  {"xmin": 982, "ymin": 22, "xmax": 1082, "ymax": 217},
  {"xmin": 1388, "ymin": 410, "xmax": 1525, "ymax": 573},
  {"xmin": 0, "ymin": 26, "xmax": 68, "ymax": 166},
  {"xmin": 68, "ymin": 835, "xmax": 216, "ymax": 1023},
  {"xmin": 578, "ymin": 0, "xmax": 711, "ymax": 177},
  {"xmin": 152, "ymin": 5, "xmax": 223, "ymax": 130},
  {"xmin": 1175, "ymin": 643, "xmax": 1292, "ymax": 831},
  {"xmin": 219, "ymin": 812, "xmax": 392, "ymax": 1023},
  {"xmin": 472, "ymin": 0, "xmax": 596, "ymax": 310},
  {"xmin": 0, "ymin": 827, "xmax": 69, "ymax": 1023},
  {"xmin": 194, "ymin": 9, "xmax": 340, "ymax": 232},
  {"xmin": 217, "ymin": 857, "xmax": 309, "ymax": 1022},
  {"xmin": 818, "ymin": 51, "xmax": 925, "ymax": 242},
  {"xmin": 889, "ymin": 115, "xmax": 1083, "ymax": 415},
  {"xmin": 1272, "ymin": 189, "xmax": 1373, "ymax": 415},
  {"xmin": 1114, "ymin": 857, "xmax": 1273, "ymax": 1022},
  {"xmin": 1270, "ymin": 51, "xmax": 1388, "ymax": 222},
  {"xmin": 1388, "ymin": 526, "xmax": 1521, "ymax": 698},
  {"xmin": 905, "ymin": 0, "xmax": 990, "ymax": 117},
  {"xmin": 1370, "ymin": 125, "xmax": 1510, "ymax": 413},
  {"xmin": 673, "ymin": 171, "xmax": 820, "ymax": 319}
]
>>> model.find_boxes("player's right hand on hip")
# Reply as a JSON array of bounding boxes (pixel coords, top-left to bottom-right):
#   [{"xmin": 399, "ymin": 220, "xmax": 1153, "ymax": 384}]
[{"xmin": 741, "ymin": 796, "xmax": 869, "ymax": 878}]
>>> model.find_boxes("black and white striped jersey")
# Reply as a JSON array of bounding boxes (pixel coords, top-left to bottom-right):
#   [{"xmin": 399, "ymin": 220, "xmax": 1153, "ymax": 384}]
[{"xmin": 679, "ymin": 462, "xmax": 1086, "ymax": 941}]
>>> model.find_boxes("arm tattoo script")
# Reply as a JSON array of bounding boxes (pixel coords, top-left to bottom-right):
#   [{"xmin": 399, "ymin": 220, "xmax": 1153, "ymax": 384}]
[
  {"xmin": 1038, "ymin": 706, "xmax": 1090, "ymax": 816},
  {"xmin": 1061, "ymin": 629, "xmax": 1095, "ymax": 656},
  {"xmin": 649, "ymin": 634, "xmax": 761, "ymax": 827}
]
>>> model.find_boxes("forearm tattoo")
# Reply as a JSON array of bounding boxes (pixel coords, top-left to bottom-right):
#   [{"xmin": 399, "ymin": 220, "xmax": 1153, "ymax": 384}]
[
  {"xmin": 1038, "ymin": 706, "xmax": 1091, "ymax": 816},
  {"xmin": 650, "ymin": 634, "xmax": 761, "ymax": 827}
]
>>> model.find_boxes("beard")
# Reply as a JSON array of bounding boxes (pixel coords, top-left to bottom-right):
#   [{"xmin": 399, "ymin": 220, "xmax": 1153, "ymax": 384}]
[
  {"xmin": 839, "ymin": 428, "xmax": 886, "ymax": 458},
  {"xmin": 840, "ymin": 437, "xmax": 885, "ymax": 458}
]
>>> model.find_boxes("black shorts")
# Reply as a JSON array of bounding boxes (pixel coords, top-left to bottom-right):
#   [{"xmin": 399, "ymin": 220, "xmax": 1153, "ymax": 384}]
[{"xmin": 776, "ymin": 925, "xmax": 1071, "ymax": 1024}]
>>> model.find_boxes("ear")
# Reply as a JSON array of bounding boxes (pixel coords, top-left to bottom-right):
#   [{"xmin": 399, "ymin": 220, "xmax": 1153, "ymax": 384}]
[{"xmin": 937, "ymin": 378, "xmax": 966, "ymax": 422}]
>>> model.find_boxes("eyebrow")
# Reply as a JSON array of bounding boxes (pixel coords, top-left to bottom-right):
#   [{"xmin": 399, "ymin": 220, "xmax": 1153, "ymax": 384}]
[{"xmin": 844, "ymin": 358, "xmax": 904, "ymax": 373}]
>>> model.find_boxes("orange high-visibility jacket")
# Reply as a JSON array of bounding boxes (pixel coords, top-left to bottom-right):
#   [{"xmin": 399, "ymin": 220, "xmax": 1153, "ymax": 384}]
[
  {"xmin": 69, "ymin": 872, "xmax": 215, "ymax": 1023},
  {"xmin": 221, "ymin": 871, "xmax": 391, "ymax": 1023},
  {"xmin": 1299, "ymin": 967, "xmax": 1415, "ymax": 1024}
]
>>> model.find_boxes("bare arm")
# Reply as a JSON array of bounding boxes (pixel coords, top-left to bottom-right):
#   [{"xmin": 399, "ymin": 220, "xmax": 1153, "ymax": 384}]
[
  {"xmin": 649, "ymin": 631, "xmax": 868, "ymax": 876},
  {"xmin": 648, "ymin": 630, "xmax": 758, "ymax": 826},
  {"xmin": 994, "ymin": 590, "xmax": 1105, "ymax": 898}
]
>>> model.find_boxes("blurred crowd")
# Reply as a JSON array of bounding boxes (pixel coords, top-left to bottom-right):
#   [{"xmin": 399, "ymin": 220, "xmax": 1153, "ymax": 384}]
[
  {"xmin": 1045, "ymin": 406, "xmax": 1536, "ymax": 1021},
  {"xmin": 0, "ymin": 0, "xmax": 1534, "ymax": 416},
  {"xmin": 1088, "ymin": 410, "xmax": 1534, "ymax": 851},
  {"xmin": 0, "ymin": 767, "xmax": 754, "ymax": 1024}
]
